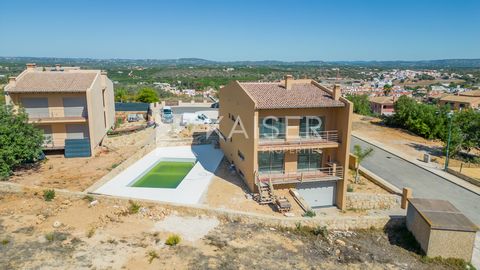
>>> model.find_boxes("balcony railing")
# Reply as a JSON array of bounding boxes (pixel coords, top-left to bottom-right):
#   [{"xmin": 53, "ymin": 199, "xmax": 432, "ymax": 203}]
[
  {"xmin": 257, "ymin": 166, "xmax": 343, "ymax": 185},
  {"xmin": 28, "ymin": 109, "xmax": 88, "ymax": 123},
  {"xmin": 258, "ymin": 130, "xmax": 339, "ymax": 149},
  {"xmin": 42, "ymin": 138, "xmax": 66, "ymax": 149}
]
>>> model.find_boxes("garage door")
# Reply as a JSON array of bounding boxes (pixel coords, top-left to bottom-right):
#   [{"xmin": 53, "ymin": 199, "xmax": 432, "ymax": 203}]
[
  {"xmin": 66, "ymin": 124, "xmax": 89, "ymax": 139},
  {"xmin": 63, "ymin": 97, "xmax": 87, "ymax": 117},
  {"xmin": 20, "ymin": 98, "xmax": 49, "ymax": 118},
  {"xmin": 297, "ymin": 181, "xmax": 336, "ymax": 208}
]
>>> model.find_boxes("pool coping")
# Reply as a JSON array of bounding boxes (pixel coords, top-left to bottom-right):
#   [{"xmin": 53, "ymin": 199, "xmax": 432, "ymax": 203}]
[{"xmin": 92, "ymin": 145, "xmax": 224, "ymax": 205}]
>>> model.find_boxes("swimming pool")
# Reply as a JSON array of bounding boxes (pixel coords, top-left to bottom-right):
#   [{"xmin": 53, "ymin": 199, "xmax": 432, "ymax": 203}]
[{"xmin": 130, "ymin": 161, "xmax": 195, "ymax": 188}]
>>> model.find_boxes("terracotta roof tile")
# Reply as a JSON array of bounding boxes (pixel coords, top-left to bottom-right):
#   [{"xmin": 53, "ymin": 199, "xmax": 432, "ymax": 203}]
[
  {"xmin": 239, "ymin": 82, "xmax": 344, "ymax": 109},
  {"xmin": 8, "ymin": 72, "xmax": 98, "ymax": 93}
]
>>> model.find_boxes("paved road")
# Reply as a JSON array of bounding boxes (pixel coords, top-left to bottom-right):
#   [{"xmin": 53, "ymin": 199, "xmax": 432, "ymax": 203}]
[{"xmin": 351, "ymin": 136, "xmax": 480, "ymax": 225}]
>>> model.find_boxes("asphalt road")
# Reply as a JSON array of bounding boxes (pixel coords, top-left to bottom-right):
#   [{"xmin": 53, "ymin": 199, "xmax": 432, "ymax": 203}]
[{"xmin": 351, "ymin": 136, "xmax": 480, "ymax": 225}]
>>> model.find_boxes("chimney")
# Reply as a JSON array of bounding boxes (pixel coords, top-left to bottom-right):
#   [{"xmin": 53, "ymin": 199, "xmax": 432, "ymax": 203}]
[
  {"xmin": 55, "ymin": 64, "xmax": 61, "ymax": 71},
  {"xmin": 26, "ymin": 63, "xmax": 36, "ymax": 70},
  {"xmin": 284, "ymin": 74, "xmax": 293, "ymax": 90},
  {"xmin": 8, "ymin": 76, "xmax": 16, "ymax": 86},
  {"xmin": 333, "ymin": 84, "xmax": 341, "ymax": 100}
]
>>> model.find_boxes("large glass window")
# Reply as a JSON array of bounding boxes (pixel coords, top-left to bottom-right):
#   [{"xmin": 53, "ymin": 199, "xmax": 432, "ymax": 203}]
[
  {"xmin": 297, "ymin": 149, "xmax": 322, "ymax": 171},
  {"xmin": 258, "ymin": 151, "xmax": 284, "ymax": 174},
  {"xmin": 300, "ymin": 116, "xmax": 325, "ymax": 138},
  {"xmin": 259, "ymin": 117, "xmax": 285, "ymax": 139}
]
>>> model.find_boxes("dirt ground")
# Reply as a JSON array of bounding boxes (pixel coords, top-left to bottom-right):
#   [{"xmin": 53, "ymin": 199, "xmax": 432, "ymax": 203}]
[
  {"xmin": 8, "ymin": 125, "xmax": 155, "ymax": 191},
  {"xmin": 0, "ymin": 191, "xmax": 465, "ymax": 270},
  {"xmin": 352, "ymin": 114, "xmax": 480, "ymax": 181}
]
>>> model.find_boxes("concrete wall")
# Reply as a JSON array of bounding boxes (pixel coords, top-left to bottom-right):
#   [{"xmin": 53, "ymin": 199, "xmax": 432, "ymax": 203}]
[
  {"xmin": 428, "ymin": 229, "xmax": 476, "ymax": 261},
  {"xmin": 406, "ymin": 205, "xmax": 432, "ymax": 253}
]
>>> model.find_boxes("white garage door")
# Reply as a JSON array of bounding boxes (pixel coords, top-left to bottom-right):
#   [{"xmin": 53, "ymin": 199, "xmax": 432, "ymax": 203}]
[{"xmin": 297, "ymin": 181, "xmax": 336, "ymax": 208}]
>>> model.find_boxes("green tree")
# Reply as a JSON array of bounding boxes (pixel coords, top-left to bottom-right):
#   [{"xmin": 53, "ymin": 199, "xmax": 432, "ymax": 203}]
[
  {"xmin": 115, "ymin": 88, "xmax": 130, "ymax": 102},
  {"xmin": 352, "ymin": 144, "xmax": 374, "ymax": 183},
  {"xmin": 136, "ymin": 87, "xmax": 159, "ymax": 103},
  {"xmin": 346, "ymin": 94, "xmax": 372, "ymax": 116},
  {"xmin": 383, "ymin": 84, "xmax": 393, "ymax": 96},
  {"xmin": 0, "ymin": 106, "xmax": 44, "ymax": 179}
]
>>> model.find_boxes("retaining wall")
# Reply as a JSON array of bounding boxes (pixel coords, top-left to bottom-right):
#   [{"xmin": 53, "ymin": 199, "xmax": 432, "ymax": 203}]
[{"xmin": 346, "ymin": 192, "xmax": 401, "ymax": 210}]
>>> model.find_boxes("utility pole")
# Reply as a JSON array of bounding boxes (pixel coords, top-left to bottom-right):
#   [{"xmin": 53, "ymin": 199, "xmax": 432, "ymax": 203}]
[{"xmin": 444, "ymin": 112, "xmax": 453, "ymax": 172}]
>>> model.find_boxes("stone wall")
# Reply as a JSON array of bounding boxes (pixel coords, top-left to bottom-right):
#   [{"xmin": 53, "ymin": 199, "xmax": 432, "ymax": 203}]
[{"xmin": 346, "ymin": 192, "xmax": 401, "ymax": 210}]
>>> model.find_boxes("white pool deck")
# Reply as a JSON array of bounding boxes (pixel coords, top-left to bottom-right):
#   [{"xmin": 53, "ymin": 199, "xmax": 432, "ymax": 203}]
[{"xmin": 94, "ymin": 145, "xmax": 224, "ymax": 204}]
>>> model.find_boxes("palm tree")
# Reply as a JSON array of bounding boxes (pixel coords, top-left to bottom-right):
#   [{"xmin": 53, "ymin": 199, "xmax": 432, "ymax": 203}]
[{"xmin": 353, "ymin": 144, "xmax": 374, "ymax": 183}]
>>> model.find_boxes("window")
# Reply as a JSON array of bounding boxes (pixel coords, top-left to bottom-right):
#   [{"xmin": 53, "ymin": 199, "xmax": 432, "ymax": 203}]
[
  {"xmin": 300, "ymin": 116, "xmax": 325, "ymax": 138},
  {"xmin": 237, "ymin": 150, "xmax": 245, "ymax": 161},
  {"xmin": 258, "ymin": 151, "xmax": 284, "ymax": 174},
  {"xmin": 297, "ymin": 149, "xmax": 322, "ymax": 172},
  {"xmin": 259, "ymin": 117, "xmax": 285, "ymax": 139}
]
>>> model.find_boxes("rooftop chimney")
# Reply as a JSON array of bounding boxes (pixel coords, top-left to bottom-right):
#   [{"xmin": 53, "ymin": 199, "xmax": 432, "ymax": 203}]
[
  {"xmin": 26, "ymin": 63, "xmax": 36, "ymax": 70},
  {"xmin": 55, "ymin": 64, "xmax": 61, "ymax": 71},
  {"xmin": 284, "ymin": 74, "xmax": 293, "ymax": 90},
  {"xmin": 8, "ymin": 76, "xmax": 16, "ymax": 86},
  {"xmin": 333, "ymin": 84, "xmax": 341, "ymax": 100}
]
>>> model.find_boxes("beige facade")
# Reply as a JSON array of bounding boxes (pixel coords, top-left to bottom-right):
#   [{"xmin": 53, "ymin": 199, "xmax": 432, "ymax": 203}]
[
  {"xmin": 439, "ymin": 91, "xmax": 480, "ymax": 110},
  {"xmin": 219, "ymin": 77, "xmax": 352, "ymax": 209},
  {"xmin": 4, "ymin": 64, "xmax": 115, "ymax": 156}
]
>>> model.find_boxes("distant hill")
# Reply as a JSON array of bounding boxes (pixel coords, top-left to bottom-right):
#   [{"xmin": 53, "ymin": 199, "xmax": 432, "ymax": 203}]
[{"xmin": 1, "ymin": 56, "xmax": 479, "ymax": 68}]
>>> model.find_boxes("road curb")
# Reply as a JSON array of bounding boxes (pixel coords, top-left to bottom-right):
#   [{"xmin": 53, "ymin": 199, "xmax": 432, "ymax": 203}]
[{"xmin": 352, "ymin": 133, "xmax": 480, "ymax": 196}]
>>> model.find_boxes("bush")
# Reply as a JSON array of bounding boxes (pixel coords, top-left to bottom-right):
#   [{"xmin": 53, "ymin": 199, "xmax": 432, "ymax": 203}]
[
  {"xmin": 0, "ymin": 106, "xmax": 44, "ymax": 179},
  {"xmin": 43, "ymin": 189, "xmax": 55, "ymax": 201},
  {"xmin": 165, "ymin": 234, "xmax": 181, "ymax": 246},
  {"xmin": 313, "ymin": 226, "xmax": 329, "ymax": 238},
  {"xmin": 347, "ymin": 184, "xmax": 354, "ymax": 192},
  {"xmin": 147, "ymin": 251, "xmax": 159, "ymax": 264},
  {"xmin": 303, "ymin": 210, "xmax": 316, "ymax": 217},
  {"xmin": 128, "ymin": 200, "xmax": 141, "ymax": 214},
  {"xmin": 83, "ymin": 195, "xmax": 95, "ymax": 202}
]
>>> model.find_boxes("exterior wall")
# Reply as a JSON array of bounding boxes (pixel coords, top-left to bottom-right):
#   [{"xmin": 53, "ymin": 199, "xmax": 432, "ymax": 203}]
[
  {"xmin": 86, "ymin": 73, "xmax": 115, "ymax": 153},
  {"xmin": 427, "ymin": 229, "xmax": 476, "ymax": 261},
  {"xmin": 370, "ymin": 102, "xmax": 394, "ymax": 115},
  {"xmin": 406, "ymin": 205, "xmax": 431, "ymax": 253},
  {"xmin": 8, "ymin": 92, "xmax": 87, "ymax": 117},
  {"xmin": 103, "ymin": 76, "xmax": 115, "ymax": 129},
  {"xmin": 346, "ymin": 193, "xmax": 401, "ymax": 210},
  {"xmin": 219, "ymin": 81, "xmax": 257, "ymax": 191},
  {"xmin": 439, "ymin": 99, "xmax": 480, "ymax": 110}
]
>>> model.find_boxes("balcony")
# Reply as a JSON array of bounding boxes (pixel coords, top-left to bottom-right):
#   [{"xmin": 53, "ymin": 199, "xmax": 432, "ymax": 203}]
[
  {"xmin": 28, "ymin": 109, "xmax": 88, "ymax": 124},
  {"xmin": 257, "ymin": 165, "xmax": 343, "ymax": 185},
  {"xmin": 258, "ymin": 130, "xmax": 339, "ymax": 151}
]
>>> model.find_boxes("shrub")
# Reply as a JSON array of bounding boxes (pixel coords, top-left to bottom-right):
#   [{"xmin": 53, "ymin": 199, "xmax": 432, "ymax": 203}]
[
  {"xmin": 128, "ymin": 200, "xmax": 141, "ymax": 214},
  {"xmin": 303, "ymin": 210, "xmax": 316, "ymax": 217},
  {"xmin": 1, "ymin": 239, "xmax": 10, "ymax": 245},
  {"xmin": 165, "ymin": 234, "xmax": 181, "ymax": 246},
  {"xmin": 313, "ymin": 226, "xmax": 329, "ymax": 238},
  {"xmin": 347, "ymin": 184, "xmax": 354, "ymax": 192},
  {"xmin": 87, "ymin": 227, "xmax": 95, "ymax": 238},
  {"xmin": 147, "ymin": 251, "xmax": 159, "ymax": 264},
  {"xmin": 45, "ymin": 232, "xmax": 55, "ymax": 242},
  {"xmin": 43, "ymin": 189, "xmax": 55, "ymax": 201},
  {"xmin": 83, "ymin": 195, "xmax": 95, "ymax": 202}
]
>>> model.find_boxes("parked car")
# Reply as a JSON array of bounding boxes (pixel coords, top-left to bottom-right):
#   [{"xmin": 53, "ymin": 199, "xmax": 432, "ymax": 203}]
[
  {"xmin": 162, "ymin": 106, "xmax": 174, "ymax": 123},
  {"xmin": 210, "ymin": 102, "xmax": 219, "ymax": 108},
  {"xmin": 181, "ymin": 112, "xmax": 212, "ymax": 125}
]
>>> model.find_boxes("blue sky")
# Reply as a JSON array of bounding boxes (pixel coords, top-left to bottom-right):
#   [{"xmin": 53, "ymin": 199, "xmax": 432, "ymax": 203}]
[{"xmin": 0, "ymin": 0, "xmax": 479, "ymax": 61}]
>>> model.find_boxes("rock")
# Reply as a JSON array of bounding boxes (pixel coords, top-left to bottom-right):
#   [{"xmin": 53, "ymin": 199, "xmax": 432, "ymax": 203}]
[
  {"xmin": 62, "ymin": 200, "xmax": 71, "ymax": 205},
  {"xmin": 284, "ymin": 212, "xmax": 295, "ymax": 217},
  {"xmin": 335, "ymin": 239, "xmax": 346, "ymax": 246},
  {"xmin": 89, "ymin": 200, "xmax": 99, "ymax": 207},
  {"xmin": 53, "ymin": 221, "xmax": 62, "ymax": 228},
  {"xmin": 335, "ymin": 249, "xmax": 341, "ymax": 256},
  {"xmin": 269, "ymin": 227, "xmax": 276, "ymax": 231}
]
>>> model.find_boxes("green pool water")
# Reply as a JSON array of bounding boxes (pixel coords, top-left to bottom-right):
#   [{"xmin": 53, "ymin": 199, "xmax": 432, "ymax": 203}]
[{"xmin": 131, "ymin": 161, "xmax": 195, "ymax": 188}]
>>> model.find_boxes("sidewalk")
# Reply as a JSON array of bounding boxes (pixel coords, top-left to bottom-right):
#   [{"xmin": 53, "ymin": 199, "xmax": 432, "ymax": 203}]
[{"xmin": 352, "ymin": 131, "xmax": 480, "ymax": 196}]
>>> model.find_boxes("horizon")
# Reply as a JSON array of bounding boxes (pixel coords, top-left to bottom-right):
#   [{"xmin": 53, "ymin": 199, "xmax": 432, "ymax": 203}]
[{"xmin": 1, "ymin": 0, "xmax": 479, "ymax": 61}]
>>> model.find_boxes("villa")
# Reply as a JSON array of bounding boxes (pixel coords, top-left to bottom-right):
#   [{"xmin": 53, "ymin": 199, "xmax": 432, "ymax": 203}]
[
  {"xmin": 4, "ymin": 63, "xmax": 115, "ymax": 157},
  {"xmin": 369, "ymin": 96, "xmax": 395, "ymax": 115},
  {"xmin": 218, "ymin": 75, "xmax": 353, "ymax": 210}
]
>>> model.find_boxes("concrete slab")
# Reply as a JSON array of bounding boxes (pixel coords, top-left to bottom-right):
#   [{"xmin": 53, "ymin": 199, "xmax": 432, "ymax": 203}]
[{"xmin": 93, "ymin": 145, "xmax": 224, "ymax": 205}]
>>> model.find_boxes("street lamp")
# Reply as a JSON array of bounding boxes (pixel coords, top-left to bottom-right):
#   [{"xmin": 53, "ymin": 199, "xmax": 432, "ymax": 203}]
[{"xmin": 444, "ymin": 111, "xmax": 453, "ymax": 172}]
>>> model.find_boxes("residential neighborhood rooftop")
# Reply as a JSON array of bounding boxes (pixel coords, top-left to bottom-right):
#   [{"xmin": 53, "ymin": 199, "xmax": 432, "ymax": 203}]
[
  {"xmin": 369, "ymin": 96, "xmax": 395, "ymax": 104},
  {"xmin": 5, "ymin": 64, "xmax": 101, "ymax": 93},
  {"xmin": 439, "ymin": 94, "xmax": 480, "ymax": 103},
  {"xmin": 238, "ymin": 80, "xmax": 345, "ymax": 109}
]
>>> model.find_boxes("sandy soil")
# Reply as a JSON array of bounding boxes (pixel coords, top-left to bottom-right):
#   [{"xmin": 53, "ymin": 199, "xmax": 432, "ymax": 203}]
[
  {"xmin": 8, "ymin": 126, "xmax": 155, "ymax": 191},
  {"xmin": 346, "ymin": 169, "xmax": 389, "ymax": 194},
  {"xmin": 0, "ymin": 191, "xmax": 461, "ymax": 270}
]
